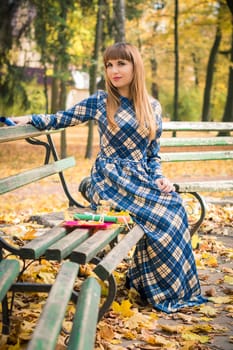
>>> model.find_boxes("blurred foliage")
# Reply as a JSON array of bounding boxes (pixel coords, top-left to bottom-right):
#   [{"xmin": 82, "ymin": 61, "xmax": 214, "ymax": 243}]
[
  {"xmin": 0, "ymin": 0, "xmax": 232, "ymax": 120},
  {"xmin": 160, "ymin": 87, "xmax": 203, "ymax": 121}
]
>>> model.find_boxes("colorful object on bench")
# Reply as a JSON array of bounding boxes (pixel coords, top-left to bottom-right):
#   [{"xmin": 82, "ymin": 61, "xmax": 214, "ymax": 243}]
[
  {"xmin": 73, "ymin": 212, "xmax": 132, "ymax": 224},
  {"xmin": 73, "ymin": 213, "xmax": 117, "ymax": 223},
  {"xmin": 62, "ymin": 220, "xmax": 112, "ymax": 229}
]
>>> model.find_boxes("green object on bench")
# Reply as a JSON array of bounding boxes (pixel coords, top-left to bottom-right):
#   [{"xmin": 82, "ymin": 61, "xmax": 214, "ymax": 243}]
[
  {"xmin": 73, "ymin": 212, "xmax": 118, "ymax": 222},
  {"xmin": 0, "ymin": 259, "xmax": 20, "ymax": 302},
  {"xmin": 27, "ymin": 261, "xmax": 79, "ymax": 350},
  {"xmin": 67, "ymin": 277, "xmax": 101, "ymax": 350}
]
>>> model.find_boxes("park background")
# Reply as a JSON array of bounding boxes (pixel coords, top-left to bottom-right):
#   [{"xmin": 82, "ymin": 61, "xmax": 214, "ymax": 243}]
[{"xmin": 0, "ymin": 1, "xmax": 233, "ymax": 349}]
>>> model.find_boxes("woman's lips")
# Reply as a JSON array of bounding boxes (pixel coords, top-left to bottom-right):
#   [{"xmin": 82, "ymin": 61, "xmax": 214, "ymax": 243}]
[{"xmin": 112, "ymin": 76, "xmax": 121, "ymax": 81}]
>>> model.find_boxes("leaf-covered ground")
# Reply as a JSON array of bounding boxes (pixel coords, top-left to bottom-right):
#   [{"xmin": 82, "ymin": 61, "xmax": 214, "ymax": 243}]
[{"xmin": 0, "ymin": 125, "xmax": 232, "ymax": 349}]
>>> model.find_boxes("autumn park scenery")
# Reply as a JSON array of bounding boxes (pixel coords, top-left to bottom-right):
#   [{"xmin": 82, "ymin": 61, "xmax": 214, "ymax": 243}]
[{"xmin": 0, "ymin": 1, "xmax": 233, "ymax": 350}]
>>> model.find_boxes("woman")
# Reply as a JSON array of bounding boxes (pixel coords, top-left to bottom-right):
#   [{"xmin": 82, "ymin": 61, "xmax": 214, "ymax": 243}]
[{"xmin": 11, "ymin": 42, "xmax": 206, "ymax": 313}]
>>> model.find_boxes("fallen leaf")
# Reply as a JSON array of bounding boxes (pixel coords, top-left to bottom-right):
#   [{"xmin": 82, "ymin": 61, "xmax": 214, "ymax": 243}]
[
  {"xmin": 208, "ymin": 296, "xmax": 232, "ymax": 304},
  {"xmin": 224, "ymin": 275, "xmax": 233, "ymax": 285},
  {"xmin": 112, "ymin": 300, "xmax": 134, "ymax": 318},
  {"xmin": 181, "ymin": 332, "xmax": 209, "ymax": 344}
]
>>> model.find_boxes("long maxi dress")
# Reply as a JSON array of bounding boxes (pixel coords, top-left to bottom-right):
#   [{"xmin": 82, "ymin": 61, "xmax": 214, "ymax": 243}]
[{"xmin": 31, "ymin": 90, "xmax": 207, "ymax": 313}]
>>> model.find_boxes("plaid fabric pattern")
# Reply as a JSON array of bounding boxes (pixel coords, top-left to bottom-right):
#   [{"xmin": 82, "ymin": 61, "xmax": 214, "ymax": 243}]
[{"xmin": 31, "ymin": 90, "xmax": 207, "ymax": 313}]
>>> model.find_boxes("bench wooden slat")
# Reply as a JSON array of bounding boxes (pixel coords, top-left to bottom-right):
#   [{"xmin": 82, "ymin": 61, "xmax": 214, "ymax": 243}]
[
  {"xmin": 160, "ymin": 137, "xmax": 233, "ymax": 147},
  {"xmin": 45, "ymin": 228, "xmax": 90, "ymax": 261},
  {"xmin": 70, "ymin": 226, "xmax": 123, "ymax": 264},
  {"xmin": 176, "ymin": 180, "xmax": 233, "ymax": 192},
  {"xmin": 161, "ymin": 150, "xmax": 233, "ymax": 162},
  {"xmin": 0, "ymin": 260, "xmax": 20, "ymax": 302},
  {"xmin": 67, "ymin": 277, "xmax": 101, "ymax": 350},
  {"xmin": 163, "ymin": 121, "xmax": 233, "ymax": 132},
  {"xmin": 27, "ymin": 261, "xmax": 79, "ymax": 350},
  {"xmin": 0, "ymin": 157, "xmax": 76, "ymax": 194},
  {"xmin": 0, "ymin": 125, "xmax": 63, "ymax": 143},
  {"xmin": 20, "ymin": 226, "xmax": 68, "ymax": 259},
  {"xmin": 94, "ymin": 225, "xmax": 144, "ymax": 280}
]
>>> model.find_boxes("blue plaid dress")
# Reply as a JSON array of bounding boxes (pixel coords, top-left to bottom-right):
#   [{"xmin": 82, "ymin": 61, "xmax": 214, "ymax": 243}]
[{"xmin": 31, "ymin": 90, "xmax": 207, "ymax": 313}]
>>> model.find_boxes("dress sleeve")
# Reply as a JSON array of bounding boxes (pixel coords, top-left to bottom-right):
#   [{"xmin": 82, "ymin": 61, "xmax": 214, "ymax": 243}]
[
  {"xmin": 30, "ymin": 90, "xmax": 105, "ymax": 130},
  {"xmin": 146, "ymin": 100, "xmax": 164, "ymax": 178}
]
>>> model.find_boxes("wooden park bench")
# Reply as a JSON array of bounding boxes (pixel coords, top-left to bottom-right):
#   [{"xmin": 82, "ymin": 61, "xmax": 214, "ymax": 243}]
[
  {"xmin": 160, "ymin": 121, "xmax": 233, "ymax": 234},
  {"xmin": 0, "ymin": 121, "xmax": 232, "ymax": 349},
  {"xmin": 0, "ymin": 124, "xmax": 145, "ymax": 349}
]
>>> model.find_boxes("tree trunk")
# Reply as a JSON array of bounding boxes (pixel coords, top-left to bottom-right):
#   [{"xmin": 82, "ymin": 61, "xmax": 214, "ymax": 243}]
[
  {"xmin": 201, "ymin": 25, "xmax": 221, "ymax": 121},
  {"xmin": 150, "ymin": 57, "xmax": 159, "ymax": 99},
  {"xmin": 85, "ymin": 0, "xmax": 104, "ymax": 159},
  {"xmin": 191, "ymin": 52, "xmax": 199, "ymax": 87},
  {"xmin": 221, "ymin": 19, "xmax": 233, "ymax": 123},
  {"xmin": 113, "ymin": 0, "xmax": 126, "ymax": 42},
  {"xmin": 50, "ymin": 1, "xmax": 69, "ymax": 158},
  {"xmin": 0, "ymin": 0, "xmax": 25, "ymax": 66},
  {"xmin": 226, "ymin": 0, "xmax": 233, "ymax": 15},
  {"xmin": 173, "ymin": 0, "xmax": 179, "ymax": 123}
]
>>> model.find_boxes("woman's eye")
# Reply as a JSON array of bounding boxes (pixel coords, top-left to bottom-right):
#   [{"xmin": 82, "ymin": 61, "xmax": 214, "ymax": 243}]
[
  {"xmin": 118, "ymin": 61, "xmax": 125, "ymax": 66},
  {"xmin": 106, "ymin": 62, "xmax": 112, "ymax": 68}
]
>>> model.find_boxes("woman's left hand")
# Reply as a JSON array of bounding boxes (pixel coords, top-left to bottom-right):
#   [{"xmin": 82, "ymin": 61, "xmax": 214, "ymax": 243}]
[{"xmin": 156, "ymin": 177, "xmax": 175, "ymax": 193}]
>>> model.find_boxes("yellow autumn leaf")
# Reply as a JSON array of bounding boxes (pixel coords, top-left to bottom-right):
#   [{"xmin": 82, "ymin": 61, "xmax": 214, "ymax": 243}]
[
  {"xmin": 224, "ymin": 275, "xmax": 233, "ymax": 285},
  {"xmin": 6, "ymin": 340, "xmax": 21, "ymax": 350},
  {"xmin": 113, "ymin": 271, "xmax": 126, "ymax": 285},
  {"xmin": 206, "ymin": 256, "xmax": 218, "ymax": 268},
  {"xmin": 22, "ymin": 229, "xmax": 37, "ymax": 240},
  {"xmin": 191, "ymin": 233, "xmax": 199, "ymax": 250},
  {"xmin": 124, "ymin": 312, "xmax": 152, "ymax": 330},
  {"xmin": 199, "ymin": 304, "xmax": 218, "ymax": 317},
  {"xmin": 195, "ymin": 259, "xmax": 205, "ymax": 268},
  {"xmin": 159, "ymin": 323, "xmax": 184, "ymax": 333},
  {"xmin": 208, "ymin": 296, "xmax": 232, "ymax": 304},
  {"xmin": 38, "ymin": 271, "xmax": 56, "ymax": 284},
  {"xmin": 201, "ymin": 252, "xmax": 210, "ymax": 259},
  {"xmin": 225, "ymin": 305, "xmax": 233, "ymax": 312},
  {"xmin": 140, "ymin": 329, "xmax": 177, "ymax": 346},
  {"xmin": 182, "ymin": 332, "xmax": 209, "ymax": 344},
  {"xmin": 122, "ymin": 330, "xmax": 137, "ymax": 339},
  {"xmin": 180, "ymin": 340, "xmax": 198, "ymax": 350},
  {"xmin": 192, "ymin": 324, "xmax": 214, "ymax": 333},
  {"xmin": 112, "ymin": 299, "xmax": 134, "ymax": 317}
]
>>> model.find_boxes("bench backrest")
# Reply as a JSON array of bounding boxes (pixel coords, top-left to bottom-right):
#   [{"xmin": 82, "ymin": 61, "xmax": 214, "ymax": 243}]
[
  {"xmin": 0, "ymin": 125, "xmax": 76, "ymax": 197},
  {"xmin": 161, "ymin": 121, "xmax": 233, "ymax": 162}
]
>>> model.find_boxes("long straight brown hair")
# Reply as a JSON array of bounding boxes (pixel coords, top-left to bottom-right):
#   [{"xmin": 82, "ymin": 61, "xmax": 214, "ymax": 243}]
[{"xmin": 103, "ymin": 42, "xmax": 156, "ymax": 140}]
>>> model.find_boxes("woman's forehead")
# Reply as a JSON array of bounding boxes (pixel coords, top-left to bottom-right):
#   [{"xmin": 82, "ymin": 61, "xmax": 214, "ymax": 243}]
[
  {"xmin": 106, "ymin": 58, "xmax": 129, "ymax": 63},
  {"xmin": 104, "ymin": 46, "xmax": 133, "ymax": 63}
]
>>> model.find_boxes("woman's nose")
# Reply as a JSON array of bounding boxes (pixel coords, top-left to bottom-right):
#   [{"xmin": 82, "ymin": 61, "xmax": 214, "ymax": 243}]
[{"xmin": 112, "ymin": 65, "xmax": 118, "ymax": 73}]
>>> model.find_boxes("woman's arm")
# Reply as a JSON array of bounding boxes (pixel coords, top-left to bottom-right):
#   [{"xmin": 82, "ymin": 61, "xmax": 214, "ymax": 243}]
[{"xmin": 12, "ymin": 91, "xmax": 105, "ymax": 130}]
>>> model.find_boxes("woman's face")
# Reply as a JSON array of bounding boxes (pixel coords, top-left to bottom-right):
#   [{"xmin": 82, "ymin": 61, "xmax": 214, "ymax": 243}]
[{"xmin": 105, "ymin": 59, "xmax": 133, "ymax": 98}]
